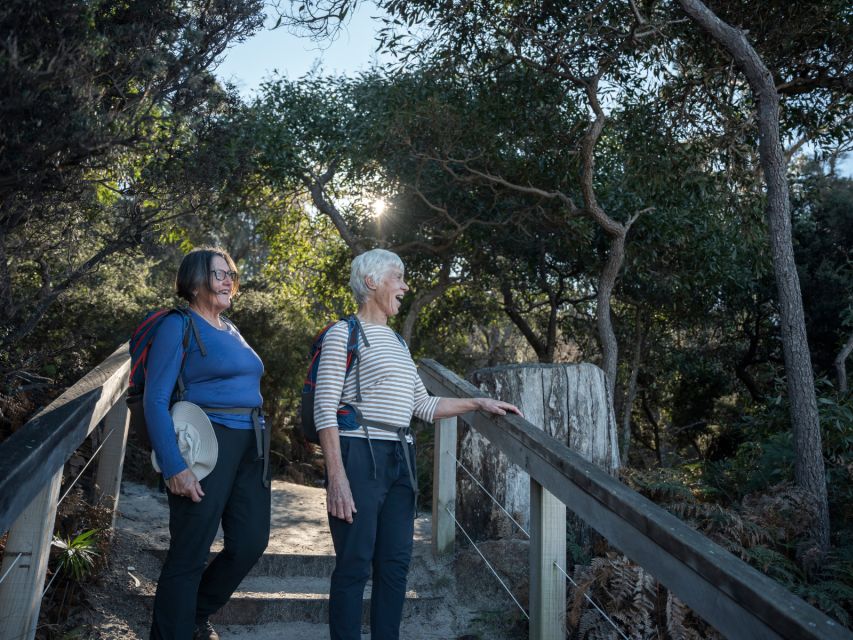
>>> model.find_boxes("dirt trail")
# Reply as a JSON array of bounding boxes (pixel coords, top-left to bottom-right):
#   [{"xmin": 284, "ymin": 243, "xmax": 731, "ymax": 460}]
[{"xmin": 85, "ymin": 480, "xmax": 518, "ymax": 639}]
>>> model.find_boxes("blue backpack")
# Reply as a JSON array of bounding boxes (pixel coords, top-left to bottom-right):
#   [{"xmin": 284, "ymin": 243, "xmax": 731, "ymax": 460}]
[
  {"xmin": 300, "ymin": 315, "xmax": 405, "ymax": 443},
  {"xmin": 126, "ymin": 308, "xmax": 206, "ymax": 449}
]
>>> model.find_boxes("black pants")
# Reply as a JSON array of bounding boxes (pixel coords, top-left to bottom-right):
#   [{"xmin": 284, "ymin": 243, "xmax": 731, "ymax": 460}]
[
  {"xmin": 328, "ymin": 437, "xmax": 416, "ymax": 640},
  {"xmin": 150, "ymin": 423, "xmax": 271, "ymax": 640}
]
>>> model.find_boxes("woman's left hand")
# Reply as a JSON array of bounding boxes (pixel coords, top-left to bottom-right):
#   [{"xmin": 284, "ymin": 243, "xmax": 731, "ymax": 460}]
[{"xmin": 476, "ymin": 398, "xmax": 523, "ymax": 417}]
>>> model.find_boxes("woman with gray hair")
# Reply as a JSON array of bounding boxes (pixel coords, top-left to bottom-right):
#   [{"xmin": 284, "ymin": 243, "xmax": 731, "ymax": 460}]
[{"xmin": 314, "ymin": 248, "xmax": 521, "ymax": 640}]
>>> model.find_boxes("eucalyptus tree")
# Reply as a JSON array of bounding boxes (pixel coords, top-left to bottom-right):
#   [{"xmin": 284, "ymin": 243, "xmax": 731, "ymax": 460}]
[
  {"xmin": 670, "ymin": 0, "xmax": 852, "ymax": 554},
  {"xmin": 0, "ymin": 0, "xmax": 265, "ymax": 385},
  {"xmin": 375, "ymin": 66, "xmax": 605, "ymax": 363},
  {"xmin": 284, "ymin": 1, "xmax": 683, "ymax": 405},
  {"xmin": 246, "ymin": 73, "xmax": 480, "ymax": 342}
]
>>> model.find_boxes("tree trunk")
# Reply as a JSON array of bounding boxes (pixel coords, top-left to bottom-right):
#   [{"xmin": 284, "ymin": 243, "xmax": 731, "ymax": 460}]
[
  {"xmin": 621, "ymin": 312, "xmax": 646, "ymax": 463},
  {"xmin": 835, "ymin": 330, "xmax": 853, "ymax": 395},
  {"xmin": 400, "ymin": 264, "xmax": 452, "ymax": 345},
  {"xmin": 457, "ymin": 363, "xmax": 620, "ymax": 541},
  {"xmin": 304, "ymin": 165, "xmax": 367, "ymax": 256},
  {"xmin": 576, "ymin": 77, "xmax": 636, "ymax": 400},
  {"xmin": 679, "ymin": 0, "xmax": 830, "ymax": 552}
]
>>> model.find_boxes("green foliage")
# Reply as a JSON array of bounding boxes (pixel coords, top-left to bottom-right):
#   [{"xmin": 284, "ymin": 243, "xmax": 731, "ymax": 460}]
[
  {"xmin": 52, "ymin": 530, "xmax": 100, "ymax": 582},
  {"xmin": 0, "ymin": 0, "xmax": 265, "ymax": 388},
  {"xmin": 792, "ymin": 167, "xmax": 853, "ymax": 375},
  {"xmin": 705, "ymin": 385, "xmax": 853, "ymax": 534}
]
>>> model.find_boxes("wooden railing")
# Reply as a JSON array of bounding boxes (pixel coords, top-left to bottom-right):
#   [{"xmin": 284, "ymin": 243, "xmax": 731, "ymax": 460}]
[
  {"xmin": 419, "ymin": 358, "xmax": 853, "ymax": 640},
  {"xmin": 0, "ymin": 345, "xmax": 131, "ymax": 640},
  {"xmin": 1, "ymin": 347, "xmax": 850, "ymax": 640}
]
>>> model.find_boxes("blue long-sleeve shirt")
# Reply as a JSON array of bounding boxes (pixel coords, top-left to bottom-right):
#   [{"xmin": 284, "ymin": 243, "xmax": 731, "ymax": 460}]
[{"xmin": 143, "ymin": 309, "xmax": 264, "ymax": 478}]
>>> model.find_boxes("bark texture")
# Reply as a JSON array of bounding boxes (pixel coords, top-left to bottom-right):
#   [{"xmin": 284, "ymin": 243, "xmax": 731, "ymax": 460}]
[
  {"xmin": 457, "ymin": 363, "xmax": 620, "ymax": 541},
  {"xmin": 679, "ymin": 0, "xmax": 830, "ymax": 551}
]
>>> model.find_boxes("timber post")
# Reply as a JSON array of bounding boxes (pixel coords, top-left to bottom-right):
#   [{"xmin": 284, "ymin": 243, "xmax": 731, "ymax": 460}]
[
  {"xmin": 94, "ymin": 393, "xmax": 131, "ymax": 532},
  {"xmin": 529, "ymin": 478, "xmax": 567, "ymax": 640},
  {"xmin": 0, "ymin": 470, "xmax": 63, "ymax": 640},
  {"xmin": 432, "ymin": 416, "xmax": 457, "ymax": 556}
]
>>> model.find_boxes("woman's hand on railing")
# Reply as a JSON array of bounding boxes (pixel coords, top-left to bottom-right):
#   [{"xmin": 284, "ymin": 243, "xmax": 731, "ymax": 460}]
[
  {"xmin": 166, "ymin": 468, "xmax": 205, "ymax": 503},
  {"xmin": 474, "ymin": 397, "xmax": 523, "ymax": 417},
  {"xmin": 434, "ymin": 396, "xmax": 523, "ymax": 419}
]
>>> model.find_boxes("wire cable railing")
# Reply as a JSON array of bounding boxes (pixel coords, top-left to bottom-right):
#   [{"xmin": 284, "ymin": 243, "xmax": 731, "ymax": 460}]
[
  {"xmin": 56, "ymin": 426, "xmax": 116, "ymax": 507},
  {"xmin": 38, "ymin": 425, "xmax": 121, "ymax": 604},
  {"xmin": 0, "ymin": 553, "xmax": 23, "ymax": 587},
  {"xmin": 552, "ymin": 560, "xmax": 631, "ymax": 640},
  {"xmin": 2, "ymin": 428, "xmax": 113, "ymax": 597},
  {"xmin": 452, "ymin": 451, "xmax": 632, "ymax": 638},
  {"xmin": 454, "ymin": 454, "xmax": 530, "ymax": 538},
  {"xmin": 445, "ymin": 505, "xmax": 529, "ymax": 620}
]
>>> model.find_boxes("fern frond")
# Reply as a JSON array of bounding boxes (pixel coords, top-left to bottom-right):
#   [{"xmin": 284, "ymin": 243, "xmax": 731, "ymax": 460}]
[
  {"xmin": 667, "ymin": 591, "xmax": 688, "ymax": 640},
  {"xmin": 634, "ymin": 566, "xmax": 656, "ymax": 600},
  {"xmin": 745, "ymin": 545, "xmax": 804, "ymax": 585},
  {"xmin": 792, "ymin": 581, "xmax": 853, "ymax": 627}
]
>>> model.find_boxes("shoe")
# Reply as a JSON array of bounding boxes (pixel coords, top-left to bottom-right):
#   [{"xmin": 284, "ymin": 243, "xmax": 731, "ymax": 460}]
[{"xmin": 193, "ymin": 620, "xmax": 220, "ymax": 640}]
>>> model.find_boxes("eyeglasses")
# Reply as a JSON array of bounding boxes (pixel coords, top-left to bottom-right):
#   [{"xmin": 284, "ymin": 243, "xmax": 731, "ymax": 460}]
[{"xmin": 211, "ymin": 269, "xmax": 238, "ymax": 281}]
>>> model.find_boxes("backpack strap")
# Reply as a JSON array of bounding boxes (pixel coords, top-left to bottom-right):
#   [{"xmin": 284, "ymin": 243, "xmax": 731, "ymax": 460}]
[
  {"xmin": 348, "ymin": 315, "xmax": 370, "ymax": 403},
  {"xmin": 174, "ymin": 309, "xmax": 206, "ymax": 401},
  {"xmin": 343, "ymin": 317, "xmax": 418, "ymax": 514},
  {"xmin": 186, "ymin": 313, "xmax": 207, "ymax": 356}
]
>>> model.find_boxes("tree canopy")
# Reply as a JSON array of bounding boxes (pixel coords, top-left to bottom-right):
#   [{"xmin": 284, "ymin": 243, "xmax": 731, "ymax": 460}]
[{"xmin": 2, "ymin": 0, "xmax": 852, "ymax": 632}]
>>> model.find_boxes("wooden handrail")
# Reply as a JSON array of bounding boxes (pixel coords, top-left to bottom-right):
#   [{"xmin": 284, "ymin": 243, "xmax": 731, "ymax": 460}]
[
  {"xmin": 0, "ymin": 343, "xmax": 131, "ymax": 640},
  {"xmin": 0, "ymin": 344, "xmax": 129, "ymax": 533},
  {"xmin": 419, "ymin": 358, "xmax": 852, "ymax": 640}
]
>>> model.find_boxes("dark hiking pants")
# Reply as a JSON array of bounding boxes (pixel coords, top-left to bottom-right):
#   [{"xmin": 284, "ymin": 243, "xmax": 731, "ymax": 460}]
[
  {"xmin": 150, "ymin": 423, "xmax": 271, "ymax": 640},
  {"xmin": 328, "ymin": 437, "xmax": 416, "ymax": 640}
]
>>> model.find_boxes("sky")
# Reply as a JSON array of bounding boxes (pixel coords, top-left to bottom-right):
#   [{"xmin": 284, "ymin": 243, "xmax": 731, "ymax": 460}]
[
  {"xmin": 214, "ymin": 7, "xmax": 388, "ymax": 97},
  {"xmin": 215, "ymin": 8, "xmax": 851, "ymax": 176}
]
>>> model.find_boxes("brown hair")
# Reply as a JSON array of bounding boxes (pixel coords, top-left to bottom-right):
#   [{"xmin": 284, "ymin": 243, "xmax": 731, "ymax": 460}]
[{"xmin": 175, "ymin": 247, "xmax": 239, "ymax": 303}]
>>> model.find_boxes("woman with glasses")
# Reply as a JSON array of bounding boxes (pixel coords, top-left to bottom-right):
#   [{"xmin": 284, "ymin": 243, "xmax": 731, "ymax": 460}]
[{"xmin": 145, "ymin": 247, "xmax": 268, "ymax": 640}]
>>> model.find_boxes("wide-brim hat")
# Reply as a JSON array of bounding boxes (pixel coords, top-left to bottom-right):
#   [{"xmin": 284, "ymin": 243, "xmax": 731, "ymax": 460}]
[{"xmin": 151, "ymin": 401, "xmax": 218, "ymax": 480}]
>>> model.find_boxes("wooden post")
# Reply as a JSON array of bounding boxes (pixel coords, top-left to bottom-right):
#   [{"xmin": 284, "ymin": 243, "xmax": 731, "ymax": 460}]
[
  {"xmin": 95, "ymin": 393, "xmax": 130, "ymax": 531},
  {"xmin": 0, "ymin": 469, "xmax": 62, "ymax": 640},
  {"xmin": 529, "ymin": 477, "xmax": 566, "ymax": 640},
  {"xmin": 432, "ymin": 416, "xmax": 457, "ymax": 556}
]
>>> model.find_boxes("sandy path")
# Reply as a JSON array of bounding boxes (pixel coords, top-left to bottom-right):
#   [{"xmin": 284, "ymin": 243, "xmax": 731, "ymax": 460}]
[{"xmin": 87, "ymin": 480, "xmax": 451, "ymax": 640}]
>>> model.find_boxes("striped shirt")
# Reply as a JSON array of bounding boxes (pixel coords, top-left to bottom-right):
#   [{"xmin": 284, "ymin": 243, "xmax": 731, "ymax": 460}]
[{"xmin": 314, "ymin": 321, "xmax": 439, "ymax": 440}]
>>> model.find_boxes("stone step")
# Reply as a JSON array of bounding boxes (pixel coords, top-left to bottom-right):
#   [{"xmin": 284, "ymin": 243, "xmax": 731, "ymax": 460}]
[
  {"xmin": 215, "ymin": 620, "xmax": 461, "ymax": 640},
  {"xmin": 138, "ymin": 574, "xmax": 443, "ymax": 626},
  {"xmin": 146, "ymin": 549, "xmax": 336, "ymax": 577},
  {"xmin": 143, "ymin": 550, "xmax": 437, "ymax": 589}
]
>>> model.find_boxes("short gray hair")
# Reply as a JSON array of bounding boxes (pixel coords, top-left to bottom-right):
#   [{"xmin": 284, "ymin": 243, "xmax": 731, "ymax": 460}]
[{"xmin": 350, "ymin": 249, "xmax": 405, "ymax": 305}]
